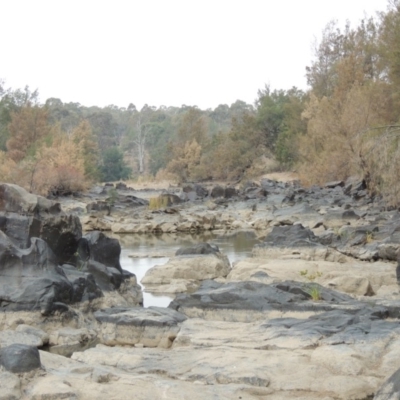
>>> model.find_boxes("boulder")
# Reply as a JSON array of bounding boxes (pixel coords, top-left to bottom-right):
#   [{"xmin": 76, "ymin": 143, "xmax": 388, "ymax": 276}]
[
  {"xmin": 0, "ymin": 232, "xmax": 73, "ymax": 314},
  {"xmin": 253, "ymin": 224, "xmax": 346, "ymax": 262},
  {"xmin": 83, "ymin": 231, "xmax": 123, "ymax": 272},
  {"xmin": 0, "ymin": 183, "xmax": 82, "ymax": 265},
  {"xmin": 0, "ymin": 344, "xmax": 41, "ymax": 373},
  {"xmin": 142, "ymin": 246, "xmax": 231, "ymax": 293}
]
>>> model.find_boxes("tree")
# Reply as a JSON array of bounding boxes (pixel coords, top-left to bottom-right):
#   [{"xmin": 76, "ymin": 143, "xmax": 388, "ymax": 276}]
[
  {"xmin": 100, "ymin": 147, "xmax": 131, "ymax": 181},
  {"xmin": 72, "ymin": 120, "xmax": 100, "ymax": 181},
  {"xmin": 7, "ymin": 104, "xmax": 51, "ymax": 162}
]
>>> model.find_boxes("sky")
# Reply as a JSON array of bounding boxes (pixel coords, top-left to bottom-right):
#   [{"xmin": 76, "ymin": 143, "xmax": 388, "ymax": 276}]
[{"xmin": 0, "ymin": 0, "xmax": 389, "ymax": 110}]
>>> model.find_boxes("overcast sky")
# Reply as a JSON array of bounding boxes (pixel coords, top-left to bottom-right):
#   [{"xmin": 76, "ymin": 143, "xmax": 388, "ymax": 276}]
[{"xmin": 1, "ymin": 0, "xmax": 388, "ymax": 110}]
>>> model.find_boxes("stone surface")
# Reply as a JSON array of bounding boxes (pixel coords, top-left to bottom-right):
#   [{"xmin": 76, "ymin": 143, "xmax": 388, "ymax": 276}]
[
  {"xmin": 94, "ymin": 306, "xmax": 187, "ymax": 348},
  {"xmin": 0, "ymin": 371, "xmax": 21, "ymax": 400},
  {"xmin": 169, "ymin": 280, "xmax": 356, "ymax": 321},
  {"xmin": 374, "ymin": 367, "xmax": 400, "ymax": 400},
  {"xmin": 0, "ymin": 344, "xmax": 41, "ymax": 373},
  {"xmin": 141, "ymin": 251, "xmax": 231, "ymax": 294}
]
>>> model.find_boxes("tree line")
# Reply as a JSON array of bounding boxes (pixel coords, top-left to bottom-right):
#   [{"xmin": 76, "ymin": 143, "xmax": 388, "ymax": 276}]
[{"xmin": 2, "ymin": 1, "xmax": 400, "ymax": 204}]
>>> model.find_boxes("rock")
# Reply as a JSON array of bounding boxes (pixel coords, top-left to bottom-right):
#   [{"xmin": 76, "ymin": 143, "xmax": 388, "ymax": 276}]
[
  {"xmin": 210, "ymin": 185, "xmax": 238, "ymax": 199},
  {"xmin": 60, "ymin": 264, "xmax": 103, "ymax": 302},
  {"xmin": 86, "ymin": 201, "xmax": 111, "ymax": 214},
  {"xmin": 141, "ymin": 250, "xmax": 231, "ymax": 293},
  {"xmin": 83, "ymin": 231, "xmax": 123, "ymax": 272},
  {"xmin": 0, "ymin": 330, "xmax": 44, "ymax": 348},
  {"xmin": 253, "ymin": 224, "xmax": 346, "ymax": 262},
  {"xmin": 29, "ymin": 376, "xmax": 78, "ymax": 400},
  {"xmin": 0, "ymin": 371, "xmax": 21, "ymax": 400},
  {"xmin": 175, "ymin": 242, "xmax": 220, "ymax": 256},
  {"xmin": 180, "ymin": 183, "xmax": 208, "ymax": 201},
  {"xmin": 374, "ymin": 367, "xmax": 400, "ymax": 400},
  {"xmin": 169, "ymin": 280, "xmax": 355, "ymax": 321},
  {"xmin": 0, "ymin": 344, "xmax": 41, "ymax": 373},
  {"xmin": 94, "ymin": 306, "xmax": 187, "ymax": 348},
  {"xmin": 15, "ymin": 325, "xmax": 49, "ymax": 345},
  {"xmin": 0, "ymin": 232, "xmax": 73, "ymax": 314},
  {"xmin": 325, "ymin": 180, "xmax": 345, "ymax": 188},
  {"xmin": 210, "ymin": 185, "xmax": 225, "ymax": 198},
  {"xmin": 0, "ymin": 183, "xmax": 82, "ymax": 265}
]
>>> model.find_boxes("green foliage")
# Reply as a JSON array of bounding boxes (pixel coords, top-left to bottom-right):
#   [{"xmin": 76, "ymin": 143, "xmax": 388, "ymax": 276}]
[
  {"xmin": 299, "ymin": 270, "xmax": 323, "ymax": 282},
  {"xmin": 307, "ymin": 285, "xmax": 322, "ymax": 301},
  {"xmin": 106, "ymin": 188, "xmax": 118, "ymax": 206},
  {"xmin": 100, "ymin": 147, "xmax": 131, "ymax": 182},
  {"xmin": 255, "ymin": 86, "xmax": 307, "ymax": 167}
]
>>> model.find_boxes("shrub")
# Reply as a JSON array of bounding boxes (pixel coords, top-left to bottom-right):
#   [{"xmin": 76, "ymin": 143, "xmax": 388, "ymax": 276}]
[{"xmin": 148, "ymin": 196, "xmax": 170, "ymax": 210}]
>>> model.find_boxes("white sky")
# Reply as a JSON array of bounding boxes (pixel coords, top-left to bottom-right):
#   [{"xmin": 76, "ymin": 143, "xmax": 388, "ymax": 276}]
[{"xmin": 1, "ymin": 0, "xmax": 388, "ymax": 110}]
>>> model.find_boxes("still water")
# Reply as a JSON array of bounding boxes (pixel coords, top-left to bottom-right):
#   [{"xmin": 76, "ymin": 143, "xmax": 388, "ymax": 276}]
[{"xmin": 117, "ymin": 231, "xmax": 260, "ymax": 308}]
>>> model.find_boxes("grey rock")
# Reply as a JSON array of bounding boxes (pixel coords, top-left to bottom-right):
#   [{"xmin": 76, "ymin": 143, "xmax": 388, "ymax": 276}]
[{"xmin": 0, "ymin": 344, "xmax": 41, "ymax": 373}]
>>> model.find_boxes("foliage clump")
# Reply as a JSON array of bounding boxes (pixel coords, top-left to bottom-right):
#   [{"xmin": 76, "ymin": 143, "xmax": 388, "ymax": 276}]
[{"xmin": 148, "ymin": 196, "xmax": 170, "ymax": 210}]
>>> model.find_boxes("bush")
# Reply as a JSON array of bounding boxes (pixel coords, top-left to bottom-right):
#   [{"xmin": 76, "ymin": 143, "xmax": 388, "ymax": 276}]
[{"xmin": 100, "ymin": 147, "xmax": 131, "ymax": 182}]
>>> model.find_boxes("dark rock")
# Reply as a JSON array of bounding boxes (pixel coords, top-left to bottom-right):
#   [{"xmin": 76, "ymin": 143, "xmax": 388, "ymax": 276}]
[
  {"xmin": 85, "ymin": 261, "xmax": 122, "ymax": 291},
  {"xmin": 169, "ymin": 280, "xmax": 355, "ymax": 317},
  {"xmin": 260, "ymin": 179, "xmax": 277, "ymax": 189},
  {"xmin": 0, "ymin": 184, "xmax": 82, "ymax": 265},
  {"xmin": 60, "ymin": 265, "xmax": 103, "ymax": 302},
  {"xmin": 0, "ymin": 344, "xmax": 41, "ymax": 373},
  {"xmin": 84, "ymin": 231, "xmax": 122, "ymax": 272},
  {"xmin": 181, "ymin": 184, "xmax": 208, "ymax": 201},
  {"xmin": 256, "ymin": 224, "xmax": 321, "ymax": 248},
  {"xmin": 40, "ymin": 214, "xmax": 82, "ymax": 265},
  {"xmin": 0, "ymin": 232, "xmax": 73, "ymax": 314},
  {"xmin": 343, "ymin": 176, "xmax": 366, "ymax": 196},
  {"xmin": 116, "ymin": 182, "xmax": 128, "ymax": 190},
  {"xmin": 175, "ymin": 242, "xmax": 220, "ymax": 256},
  {"xmin": 224, "ymin": 187, "xmax": 238, "ymax": 199},
  {"xmin": 210, "ymin": 185, "xmax": 225, "ymax": 198},
  {"xmin": 0, "ymin": 214, "xmax": 40, "ymax": 249},
  {"xmin": 0, "ymin": 183, "xmax": 60, "ymax": 215},
  {"xmin": 118, "ymin": 194, "xmax": 148, "ymax": 207},
  {"xmin": 86, "ymin": 201, "xmax": 111, "ymax": 214}
]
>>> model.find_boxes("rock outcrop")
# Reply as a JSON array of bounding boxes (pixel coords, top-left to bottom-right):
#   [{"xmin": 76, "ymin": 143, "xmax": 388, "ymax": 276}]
[{"xmin": 0, "ymin": 183, "xmax": 143, "ymax": 314}]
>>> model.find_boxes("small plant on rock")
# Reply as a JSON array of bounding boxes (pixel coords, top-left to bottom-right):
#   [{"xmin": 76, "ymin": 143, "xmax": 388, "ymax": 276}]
[
  {"xmin": 299, "ymin": 270, "xmax": 322, "ymax": 282},
  {"xmin": 300, "ymin": 270, "xmax": 323, "ymax": 301},
  {"xmin": 307, "ymin": 285, "xmax": 322, "ymax": 301},
  {"xmin": 365, "ymin": 231, "xmax": 374, "ymax": 244}
]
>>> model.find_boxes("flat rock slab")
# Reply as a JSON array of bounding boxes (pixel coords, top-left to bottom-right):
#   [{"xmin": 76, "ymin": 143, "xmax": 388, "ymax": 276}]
[
  {"xmin": 0, "ymin": 371, "xmax": 21, "ymax": 400},
  {"xmin": 227, "ymin": 258, "xmax": 396, "ymax": 297},
  {"xmin": 141, "ymin": 252, "xmax": 231, "ymax": 287},
  {"xmin": 94, "ymin": 306, "xmax": 187, "ymax": 348},
  {"xmin": 169, "ymin": 280, "xmax": 357, "ymax": 321},
  {"xmin": 0, "ymin": 330, "xmax": 44, "ymax": 347},
  {"xmin": 36, "ymin": 350, "xmax": 265, "ymax": 400}
]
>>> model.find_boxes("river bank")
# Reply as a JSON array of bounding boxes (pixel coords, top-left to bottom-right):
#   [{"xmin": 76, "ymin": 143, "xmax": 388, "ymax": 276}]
[{"xmin": 1, "ymin": 176, "xmax": 400, "ymax": 399}]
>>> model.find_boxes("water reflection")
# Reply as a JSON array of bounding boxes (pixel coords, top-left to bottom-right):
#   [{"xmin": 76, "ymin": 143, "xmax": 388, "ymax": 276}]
[{"xmin": 118, "ymin": 231, "xmax": 260, "ymax": 308}]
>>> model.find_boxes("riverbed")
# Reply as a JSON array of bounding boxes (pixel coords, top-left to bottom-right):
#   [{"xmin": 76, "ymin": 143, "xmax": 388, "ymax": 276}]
[{"xmin": 117, "ymin": 231, "xmax": 260, "ymax": 307}]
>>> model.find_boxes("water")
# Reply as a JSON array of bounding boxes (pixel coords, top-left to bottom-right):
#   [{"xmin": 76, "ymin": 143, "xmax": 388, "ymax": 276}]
[{"xmin": 117, "ymin": 231, "xmax": 260, "ymax": 308}]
